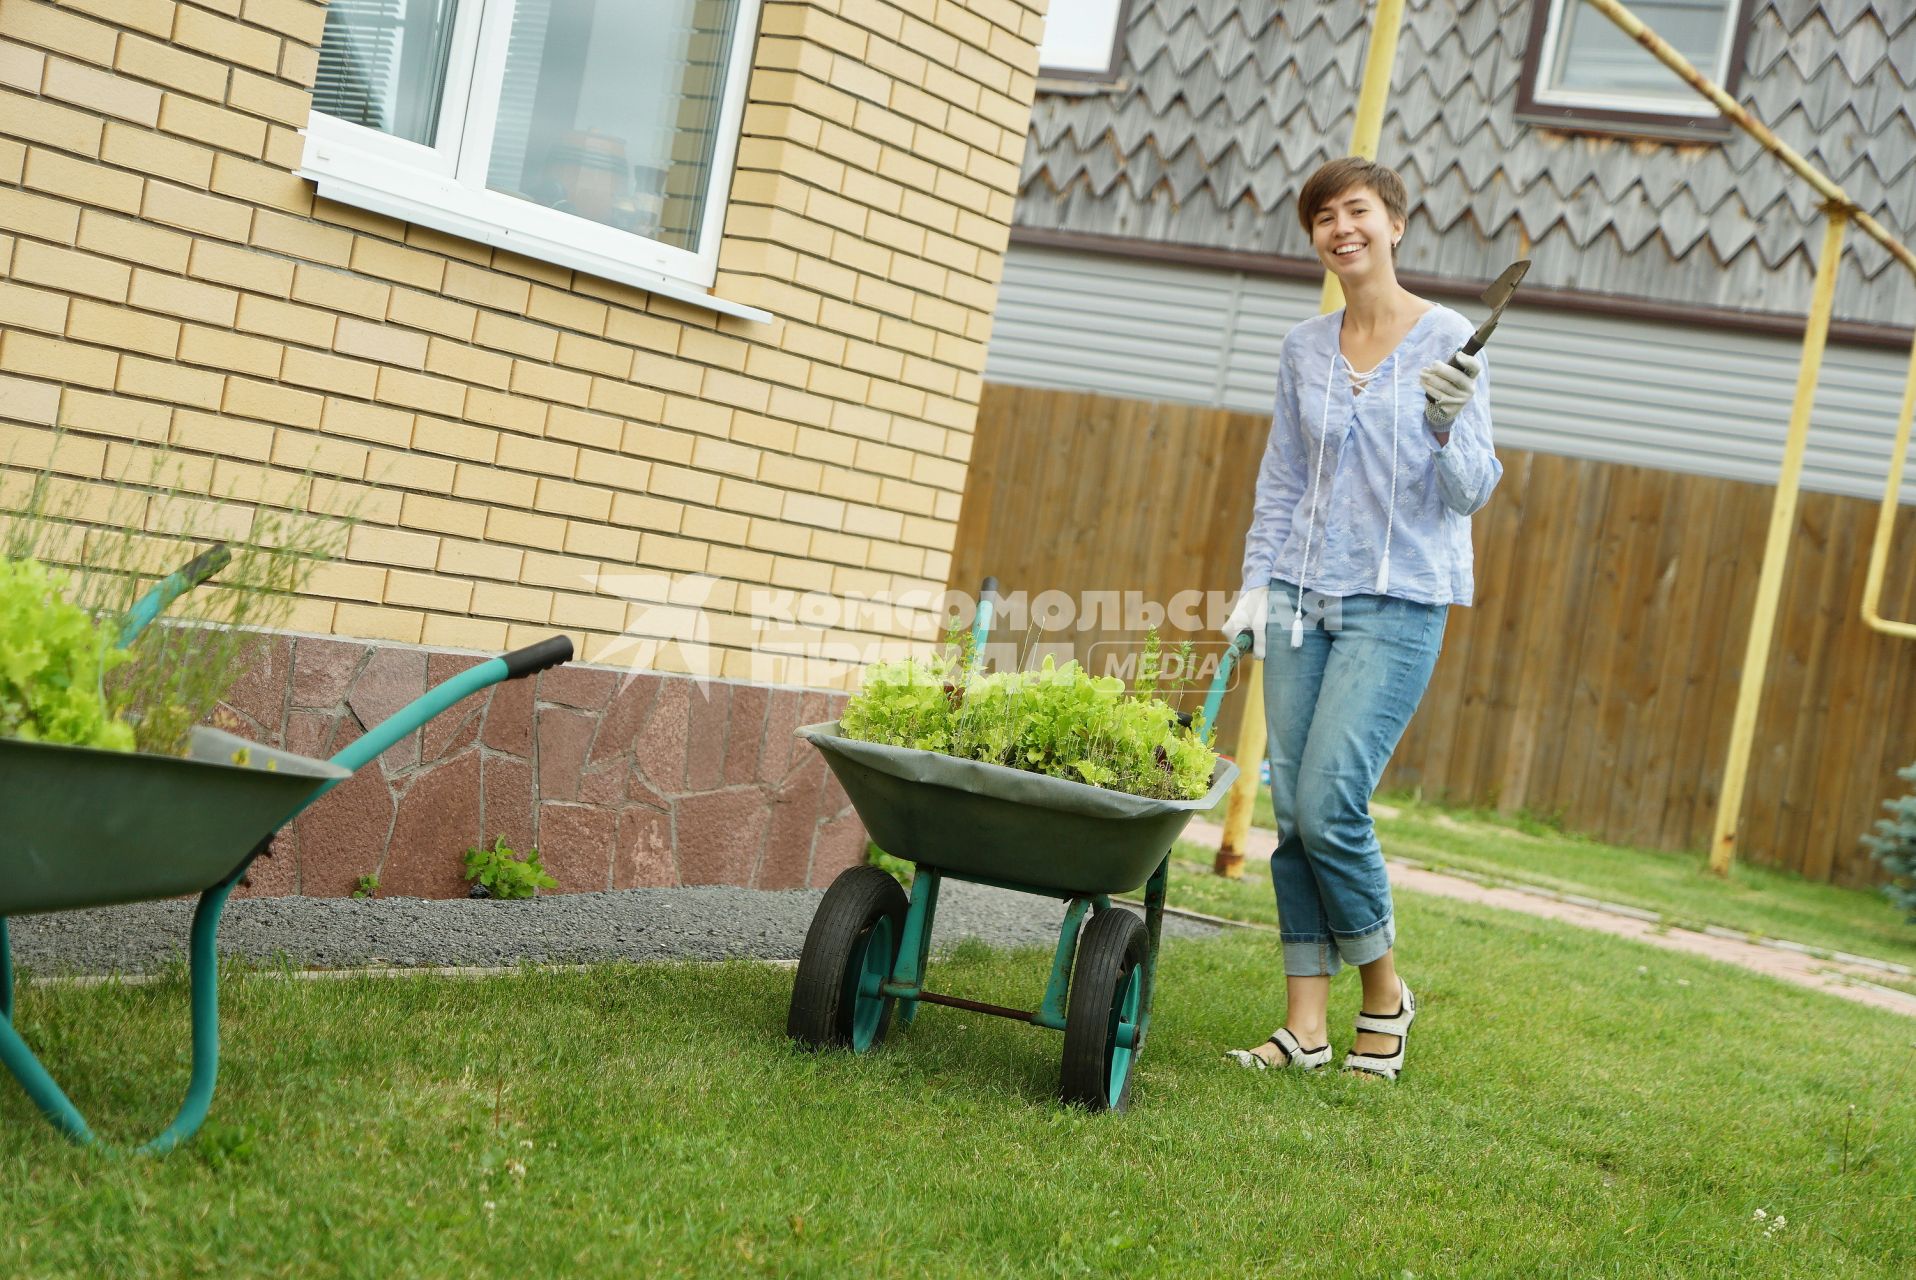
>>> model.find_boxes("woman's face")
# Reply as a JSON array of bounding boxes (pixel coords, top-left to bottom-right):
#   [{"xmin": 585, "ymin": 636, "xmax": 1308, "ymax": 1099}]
[{"xmin": 1310, "ymin": 185, "xmax": 1404, "ymax": 279}]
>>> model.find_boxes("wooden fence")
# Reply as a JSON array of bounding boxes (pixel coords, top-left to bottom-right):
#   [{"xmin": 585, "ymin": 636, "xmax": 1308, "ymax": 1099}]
[{"xmin": 950, "ymin": 383, "xmax": 1916, "ymax": 888}]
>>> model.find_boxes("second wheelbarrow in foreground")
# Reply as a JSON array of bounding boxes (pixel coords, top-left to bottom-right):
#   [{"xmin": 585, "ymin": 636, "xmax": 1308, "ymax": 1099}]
[
  {"xmin": 0, "ymin": 634, "xmax": 575, "ymax": 1154},
  {"xmin": 786, "ymin": 635, "xmax": 1248, "ymax": 1112}
]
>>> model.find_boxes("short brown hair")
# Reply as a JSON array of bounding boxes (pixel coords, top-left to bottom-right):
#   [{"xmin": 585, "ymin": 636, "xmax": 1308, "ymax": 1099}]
[{"xmin": 1296, "ymin": 157, "xmax": 1409, "ymax": 239}]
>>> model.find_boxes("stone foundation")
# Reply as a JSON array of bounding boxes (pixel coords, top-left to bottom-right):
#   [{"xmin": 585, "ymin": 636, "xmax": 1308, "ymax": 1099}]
[{"xmin": 212, "ymin": 634, "xmax": 861, "ymax": 899}]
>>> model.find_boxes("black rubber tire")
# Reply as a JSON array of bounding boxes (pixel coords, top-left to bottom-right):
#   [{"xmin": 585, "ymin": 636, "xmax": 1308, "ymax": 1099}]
[
  {"xmin": 1060, "ymin": 908, "xmax": 1149, "ymax": 1112},
  {"xmin": 787, "ymin": 865, "xmax": 909, "ymax": 1051}
]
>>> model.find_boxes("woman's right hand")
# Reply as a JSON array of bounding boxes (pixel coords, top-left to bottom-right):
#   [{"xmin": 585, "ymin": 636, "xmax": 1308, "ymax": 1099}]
[{"xmin": 1221, "ymin": 584, "xmax": 1270, "ymax": 661}]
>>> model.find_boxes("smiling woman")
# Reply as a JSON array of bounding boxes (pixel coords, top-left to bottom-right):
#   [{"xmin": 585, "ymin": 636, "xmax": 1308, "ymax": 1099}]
[{"xmin": 1218, "ymin": 155, "xmax": 1505, "ymax": 1084}]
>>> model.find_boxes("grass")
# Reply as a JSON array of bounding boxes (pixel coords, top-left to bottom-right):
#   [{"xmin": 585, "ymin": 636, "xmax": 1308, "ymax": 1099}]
[
  {"xmin": 1199, "ymin": 787, "xmax": 1916, "ymax": 975},
  {"xmin": 2, "ymin": 893, "xmax": 1914, "ymax": 1277}
]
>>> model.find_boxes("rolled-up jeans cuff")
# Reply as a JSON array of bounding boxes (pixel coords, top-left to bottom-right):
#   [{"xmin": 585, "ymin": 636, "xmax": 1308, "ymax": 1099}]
[
  {"xmin": 1281, "ymin": 937, "xmax": 1343, "ymax": 978},
  {"xmin": 1335, "ymin": 917, "xmax": 1395, "ymax": 968}
]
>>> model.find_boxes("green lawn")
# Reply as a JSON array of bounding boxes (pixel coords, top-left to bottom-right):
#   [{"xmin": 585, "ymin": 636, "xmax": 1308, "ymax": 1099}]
[
  {"xmin": 1199, "ymin": 788, "xmax": 1916, "ymax": 976},
  {"xmin": 3, "ymin": 892, "xmax": 1912, "ymax": 1276}
]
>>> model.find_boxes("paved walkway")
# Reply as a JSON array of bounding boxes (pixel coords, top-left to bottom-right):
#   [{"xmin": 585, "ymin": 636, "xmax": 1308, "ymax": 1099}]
[{"xmin": 1180, "ymin": 818, "xmax": 1916, "ymax": 1019}]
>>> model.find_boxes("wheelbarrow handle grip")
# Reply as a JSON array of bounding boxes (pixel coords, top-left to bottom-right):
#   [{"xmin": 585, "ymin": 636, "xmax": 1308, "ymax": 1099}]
[
  {"xmin": 117, "ymin": 542, "xmax": 232, "ymax": 647},
  {"xmin": 502, "ymin": 635, "xmax": 574, "ymax": 679}
]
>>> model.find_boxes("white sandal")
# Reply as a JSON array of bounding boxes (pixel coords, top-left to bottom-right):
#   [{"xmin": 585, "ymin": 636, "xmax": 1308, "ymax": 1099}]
[
  {"xmin": 1226, "ymin": 1027, "xmax": 1332, "ymax": 1071},
  {"xmin": 1343, "ymin": 977, "xmax": 1416, "ymax": 1081}
]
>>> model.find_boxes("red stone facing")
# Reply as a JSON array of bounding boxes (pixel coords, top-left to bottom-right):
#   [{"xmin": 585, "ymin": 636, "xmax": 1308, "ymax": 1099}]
[
  {"xmin": 237, "ymin": 828, "xmax": 299, "ymax": 899},
  {"xmin": 537, "ymin": 802, "xmax": 617, "ymax": 892},
  {"xmin": 632, "ymin": 677, "xmax": 691, "ymax": 795},
  {"xmin": 200, "ymin": 632, "xmax": 863, "ymax": 899},
  {"xmin": 590, "ymin": 674, "xmax": 658, "ymax": 764},
  {"xmin": 382, "ymin": 750, "xmax": 483, "ymax": 899},
  {"xmin": 811, "ymin": 806, "xmax": 869, "ymax": 888},
  {"xmin": 675, "ymin": 787, "xmax": 773, "ymax": 886},
  {"xmin": 292, "ymin": 637, "xmax": 364, "ymax": 709},
  {"xmin": 613, "ymin": 804, "xmax": 675, "ymax": 888},
  {"xmin": 219, "ymin": 635, "xmax": 291, "ymax": 743},
  {"xmin": 759, "ymin": 688, "xmax": 806, "ymax": 783},
  {"xmin": 723, "ymin": 683, "xmax": 769, "ymax": 786},
  {"xmin": 482, "ymin": 754, "xmax": 536, "ymax": 855},
  {"xmin": 293, "ymin": 762, "xmax": 395, "ymax": 897},
  {"xmin": 481, "ymin": 667, "xmax": 534, "ymax": 757},
  {"xmin": 539, "ymin": 664, "xmax": 616, "ymax": 711},
  {"xmin": 536, "ymin": 706, "xmax": 596, "ymax": 801},
  {"xmin": 683, "ymin": 680, "xmax": 731, "ymax": 792},
  {"xmin": 284, "ymin": 709, "xmax": 337, "ymax": 760},
  {"xmin": 758, "ymin": 776, "xmax": 822, "ymax": 890},
  {"xmin": 348, "ymin": 647, "xmax": 427, "ymax": 774}
]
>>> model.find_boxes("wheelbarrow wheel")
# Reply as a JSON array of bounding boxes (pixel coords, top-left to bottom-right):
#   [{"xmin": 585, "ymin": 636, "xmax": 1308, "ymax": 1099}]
[
  {"xmin": 1060, "ymin": 908, "xmax": 1148, "ymax": 1112},
  {"xmin": 787, "ymin": 866, "xmax": 908, "ymax": 1053}
]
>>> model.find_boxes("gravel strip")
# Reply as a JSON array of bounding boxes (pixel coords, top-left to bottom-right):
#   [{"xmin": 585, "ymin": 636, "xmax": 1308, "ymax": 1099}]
[{"xmin": 5, "ymin": 880, "xmax": 1222, "ymax": 978}]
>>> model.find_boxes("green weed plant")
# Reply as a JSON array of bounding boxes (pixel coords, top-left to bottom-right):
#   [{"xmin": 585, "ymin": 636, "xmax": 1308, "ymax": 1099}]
[{"xmin": 463, "ymin": 837, "xmax": 557, "ymax": 900}]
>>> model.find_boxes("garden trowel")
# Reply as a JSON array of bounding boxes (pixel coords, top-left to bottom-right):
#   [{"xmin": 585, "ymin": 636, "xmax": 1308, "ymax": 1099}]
[{"xmin": 1426, "ymin": 258, "xmax": 1530, "ymax": 405}]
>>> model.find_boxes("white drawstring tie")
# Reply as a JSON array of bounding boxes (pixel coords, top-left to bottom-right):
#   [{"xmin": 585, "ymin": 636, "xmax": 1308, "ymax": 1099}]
[{"xmin": 1289, "ymin": 349, "xmax": 1400, "ymax": 647}]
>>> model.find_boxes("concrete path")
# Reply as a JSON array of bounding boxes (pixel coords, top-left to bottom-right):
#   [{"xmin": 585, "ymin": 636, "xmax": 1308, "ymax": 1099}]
[{"xmin": 1179, "ymin": 818, "xmax": 1916, "ymax": 1019}]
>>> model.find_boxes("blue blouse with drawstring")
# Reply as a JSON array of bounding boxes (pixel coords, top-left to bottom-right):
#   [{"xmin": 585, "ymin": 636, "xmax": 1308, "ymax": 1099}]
[{"xmin": 1239, "ymin": 304, "xmax": 1503, "ymax": 618}]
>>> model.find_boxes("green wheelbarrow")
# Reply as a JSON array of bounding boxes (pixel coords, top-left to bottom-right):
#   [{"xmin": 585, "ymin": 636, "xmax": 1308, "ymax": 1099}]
[
  {"xmin": 787, "ymin": 578, "xmax": 1248, "ymax": 1111},
  {"xmin": 0, "ymin": 548, "xmax": 575, "ymax": 1153}
]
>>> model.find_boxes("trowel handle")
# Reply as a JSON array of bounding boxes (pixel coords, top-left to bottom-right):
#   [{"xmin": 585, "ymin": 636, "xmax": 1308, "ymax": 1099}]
[{"xmin": 1423, "ymin": 321, "xmax": 1497, "ymax": 405}]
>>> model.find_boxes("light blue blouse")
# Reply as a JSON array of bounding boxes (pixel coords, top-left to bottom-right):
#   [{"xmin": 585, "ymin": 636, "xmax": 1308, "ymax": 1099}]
[{"xmin": 1239, "ymin": 303, "xmax": 1503, "ymax": 609}]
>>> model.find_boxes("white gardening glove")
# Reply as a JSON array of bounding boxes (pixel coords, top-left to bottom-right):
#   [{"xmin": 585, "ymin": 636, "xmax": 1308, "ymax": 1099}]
[
  {"xmin": 1221, "ymin": 584, "xmax": 1270, "ymax": 661},
  {"xmin": 1420, "ymin": 349, "xmax": 1481, "ymax": 429}
]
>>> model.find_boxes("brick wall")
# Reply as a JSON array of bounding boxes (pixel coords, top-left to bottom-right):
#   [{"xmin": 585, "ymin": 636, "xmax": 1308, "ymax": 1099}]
[{"xmin": 0, "ymin": 0, "xmax": 1045, "ymax": 689}]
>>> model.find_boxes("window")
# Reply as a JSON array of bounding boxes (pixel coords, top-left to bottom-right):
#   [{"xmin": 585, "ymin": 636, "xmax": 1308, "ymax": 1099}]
[
  {"xmin": 1517, "ymin": 0, "xmax": 1751, "ymax": 139},
  {"xmin": 1037, "ymin": 0, "xmax": 1128, "ymax": 81},
  {"xmin": 302, "ymin": 0, "xmax": 768, "ymax": 319}
]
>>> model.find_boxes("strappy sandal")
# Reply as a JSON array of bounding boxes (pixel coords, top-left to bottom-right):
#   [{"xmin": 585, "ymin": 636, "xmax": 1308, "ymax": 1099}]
[
  {"xmin": 1342, "ymin": 977, "xmax": 1416, "ymax": 1081},
  {"xmin": 1225, "ymin": 1027, "xmax": 1332, "ymax": 1071}
]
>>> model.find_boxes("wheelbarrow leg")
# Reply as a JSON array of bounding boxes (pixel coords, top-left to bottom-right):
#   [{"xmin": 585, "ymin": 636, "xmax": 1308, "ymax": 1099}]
[
  {"xmin": 1137, "ymin": 854, "xmax": 1169, "ymax": 1044},
  {"xmin": 0, "ymin": 877, "xmax": 236, "ymax": 1153},
  {"xmin": 892, "ymin": 869, "xmax": 941, "ymax": 1028}
]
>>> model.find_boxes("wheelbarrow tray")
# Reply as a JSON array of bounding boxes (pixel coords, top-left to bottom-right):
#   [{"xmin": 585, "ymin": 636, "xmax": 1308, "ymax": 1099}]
[
  {"xmin": 797, "ymin": 721, "xmax": 1239, "ymax": 896},
  {"xmin": 0, "ymin": 726, "xmax": 349, "ymax": 916}
]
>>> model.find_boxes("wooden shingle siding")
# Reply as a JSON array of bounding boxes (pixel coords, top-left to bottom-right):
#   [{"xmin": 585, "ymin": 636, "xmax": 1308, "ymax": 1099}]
[{"xmin": 1018, "ymin": 0, "xmax": 1916, "ymax": 327}]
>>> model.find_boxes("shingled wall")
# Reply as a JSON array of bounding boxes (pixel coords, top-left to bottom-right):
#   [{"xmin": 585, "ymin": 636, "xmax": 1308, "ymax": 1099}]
[{"xmin": 1018, "ymin": 0, "xmax": 1916, "ymax": 325}]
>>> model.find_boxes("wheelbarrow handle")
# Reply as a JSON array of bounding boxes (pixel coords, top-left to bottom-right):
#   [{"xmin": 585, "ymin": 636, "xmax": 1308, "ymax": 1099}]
[
  {"xmin": 300, "ymin": 635, "xmax": 574, "ymax": 812},
  {"xmin": 117, "ymin": 543, "xmax": 232, "ymax": 647},
  {"xmin": 1187, "ymin": 632, "xmax": 1253, "ymax": 744}
]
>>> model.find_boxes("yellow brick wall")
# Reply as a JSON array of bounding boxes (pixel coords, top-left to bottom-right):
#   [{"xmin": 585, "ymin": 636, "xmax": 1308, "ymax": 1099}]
[{"xmin": 0, "ymin": 0, "xmax": 1044, "ymax": 688}]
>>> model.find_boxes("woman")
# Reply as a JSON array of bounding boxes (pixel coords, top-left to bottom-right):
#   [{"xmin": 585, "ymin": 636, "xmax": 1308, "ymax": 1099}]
[{"xmin": 1219, "ymin": 157, "xmax": 1503, "ymax": 1082}]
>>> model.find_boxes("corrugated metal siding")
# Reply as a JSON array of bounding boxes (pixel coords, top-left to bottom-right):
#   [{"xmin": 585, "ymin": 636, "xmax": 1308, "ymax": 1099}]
[{"xmin": 986, "ymin": 244, "xmax": 1916, "ymax": 504}]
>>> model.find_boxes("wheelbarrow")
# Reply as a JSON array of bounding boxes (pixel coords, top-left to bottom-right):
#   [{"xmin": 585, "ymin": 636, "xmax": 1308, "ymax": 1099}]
[
  {"xmin": 787, "ymin": 578, "xmax": 1248, "ymax": 1111},
  {"xmin": 0, "ymin": 546, "xmax": 574, "ymax": 1153}
]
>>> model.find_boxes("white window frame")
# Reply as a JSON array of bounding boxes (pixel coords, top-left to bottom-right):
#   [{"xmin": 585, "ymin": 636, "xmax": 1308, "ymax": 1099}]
[
  {"xmin": 1530, "ymin": 0, "xmax": 1740, "ymax": 119},
  {"xmin": 298, "ymin": 0, "xmax": 770, "ymax": 323},
  {"xmin": 1037, "ymin": 0, "xmax": 1128, "ymax": 80}
]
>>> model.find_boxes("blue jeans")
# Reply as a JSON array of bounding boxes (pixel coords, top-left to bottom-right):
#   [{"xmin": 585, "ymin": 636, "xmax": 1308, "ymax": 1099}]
[{"xmin": 1263, "ymin": 579, "xmax": 1446, "ymax": 977}]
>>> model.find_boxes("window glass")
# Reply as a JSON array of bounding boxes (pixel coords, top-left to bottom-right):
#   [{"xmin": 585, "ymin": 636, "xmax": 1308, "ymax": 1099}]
[
  {"xmin": 311, "ymin": 0, "xmax": 462, "ymax": 144},
  {"xmin": 486, "ymin": 0, "xmax": 742, "ymax": 253},
  {"xmin": 1547, "ymin": 0, "xmax": 1733, "ymax": 102},
  {"xmin": 1038, "ymin": 0, "xmax": 1124, "ymax": 74}
]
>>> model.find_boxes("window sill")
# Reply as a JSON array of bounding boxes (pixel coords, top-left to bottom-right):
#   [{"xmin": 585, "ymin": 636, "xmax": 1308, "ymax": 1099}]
[
  {"xmin": 296, "ymin": 160, "xmax": 773, "ymax": 326},
  {"xmin": 1513, "ymin": 106, "xmax": 1732, "ymax": 146}
]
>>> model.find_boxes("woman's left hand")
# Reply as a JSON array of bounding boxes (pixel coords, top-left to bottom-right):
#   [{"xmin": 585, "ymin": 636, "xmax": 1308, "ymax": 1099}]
[{"xmin": 1420, "ymin": 350, "xmax": 1481, "ymax": 428}]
